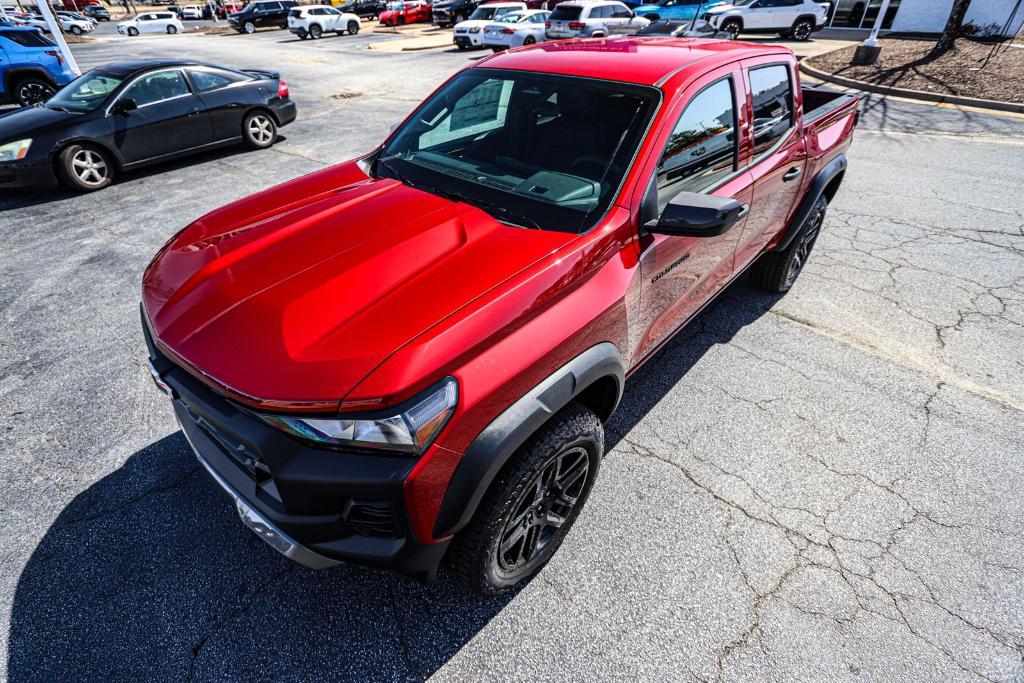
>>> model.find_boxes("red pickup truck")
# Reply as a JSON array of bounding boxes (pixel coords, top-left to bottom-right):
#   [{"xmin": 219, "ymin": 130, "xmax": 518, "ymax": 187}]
[{"xmin": 142, "ymin": 37, "xmax": 858, "ymax": 594}]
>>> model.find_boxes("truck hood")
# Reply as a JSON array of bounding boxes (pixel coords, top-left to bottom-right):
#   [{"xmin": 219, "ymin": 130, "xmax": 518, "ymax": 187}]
[{"xmin": 142, "ymin": 174, "xmax": 574, "ymax": 409}]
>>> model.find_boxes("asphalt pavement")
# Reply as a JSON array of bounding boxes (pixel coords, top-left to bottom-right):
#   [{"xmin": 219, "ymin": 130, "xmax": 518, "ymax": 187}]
[{"xmin": 1, "ymin": 29, "xmax": 1023, "ymax": 682}]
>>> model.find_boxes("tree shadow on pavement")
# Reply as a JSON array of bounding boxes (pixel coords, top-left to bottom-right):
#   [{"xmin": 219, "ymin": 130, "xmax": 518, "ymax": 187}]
[{"xmin": 6, "ymin": 276, "xmax": 781, "ymax": 682}]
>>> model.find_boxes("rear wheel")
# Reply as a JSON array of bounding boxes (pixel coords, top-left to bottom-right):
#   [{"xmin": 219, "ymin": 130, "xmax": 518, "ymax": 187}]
[
  {"xmin": 720, "ymin": 18, "xmax": 741, "ymax": 38},
  {"xmin": 522, "ymin": 35, "xmax": 535, "ymax": 45},
  {"xmin": 790, "ymin": 17, "xmax": 813, "ymax": 40},
  {"xmin": 57, "ymin": 144, "xmax": 114, "ymax": 192},
  {"xmin": 449, "ymin": 402, "xmax": 603, "ymax": 595},
  {"xmin": 750, "ymin": 195, "xmax": 827, "ymax": 293},
  {"xmin": 242, "ymin": 110, "xmax": 277, "ymax": 149},
  {"xmin": 70, "ymin": 25, "xmax": 83, "ymax": 34},
  {"xmin": 347, "ymin": 20, "xmax": 359, "ymax": 33},
  {"xmin": 166, "ymin": 24, "xmax": 177, "ymax": 33},
  {"xmin": 309, "ymin": 22, "xmax": 322, "ymax": 38},
  {"xmin": 296, "ymin": 27, "xmax": 308, "ymax": 38},
  {"xmin": 13, "ymin": 77, "xmax": 55, "ymax": 107}
]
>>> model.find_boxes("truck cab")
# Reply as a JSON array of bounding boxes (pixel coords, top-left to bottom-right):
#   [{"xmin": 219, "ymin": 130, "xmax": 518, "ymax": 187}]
[{"xmin": 142, "ymin": 37, "xmax": 859, "ymax": 595}]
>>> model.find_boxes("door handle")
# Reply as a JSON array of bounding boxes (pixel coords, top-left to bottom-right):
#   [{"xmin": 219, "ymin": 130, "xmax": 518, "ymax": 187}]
[{"xmin": 782, "ymin": 167, "xmax": 802, "ymax": 182}]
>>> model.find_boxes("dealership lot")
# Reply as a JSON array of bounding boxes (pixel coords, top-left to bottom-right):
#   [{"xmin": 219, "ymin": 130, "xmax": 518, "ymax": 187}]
[{"xmin": 2, "ymin": 28, "xmax": 1023, "ymax": 681}]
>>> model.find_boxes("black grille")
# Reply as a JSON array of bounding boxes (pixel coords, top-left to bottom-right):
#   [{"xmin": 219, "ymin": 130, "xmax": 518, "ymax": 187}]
[{"xmin": 344, "ymin": 501, "xmax": 401, "ymax": 538}]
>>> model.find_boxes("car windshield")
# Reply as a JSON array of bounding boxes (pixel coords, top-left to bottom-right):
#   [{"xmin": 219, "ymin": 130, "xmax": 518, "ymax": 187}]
[
  {"xmin": 548, "ymin": 5, "xmax": 580, "ymax": 19},
  {"xmin": 45, "ymin": 71, "xmax": 124, "ymax": 113},
  {"xmin": 495, "ymin": 11, "xmax": 525, "ymax": 21},
  {"xmin": 469, "ymin": 5, "xmax": 503, "ymax": 19},
  {"xmin": 378, "ymin": 69, "xmax": 659, "ymax": 233}
]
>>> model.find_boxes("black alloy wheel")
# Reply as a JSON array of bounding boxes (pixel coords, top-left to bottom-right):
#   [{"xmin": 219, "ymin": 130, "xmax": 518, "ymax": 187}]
[
  {"xmin": 14, "ymin": 78, "xmax": 54, "ymax": 107},
  {"xmin": 720, "ymin": 18, "xmax": 741, "ymax": 38},
  {"xmin": 791, "ymin": 18, "xmax": 813, "ymax": 40}
]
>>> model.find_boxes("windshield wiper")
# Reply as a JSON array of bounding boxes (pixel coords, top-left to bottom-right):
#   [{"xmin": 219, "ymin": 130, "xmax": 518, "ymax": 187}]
[{"xmin": 377, "ymin": 157, "xmax": 539, "ymax": 229}]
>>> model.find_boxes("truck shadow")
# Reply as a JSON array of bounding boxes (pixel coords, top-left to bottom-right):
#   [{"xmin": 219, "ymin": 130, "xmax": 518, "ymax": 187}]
[{"xmin": 5, "ymin": 276, "xmax": 780, "ymax": 682}]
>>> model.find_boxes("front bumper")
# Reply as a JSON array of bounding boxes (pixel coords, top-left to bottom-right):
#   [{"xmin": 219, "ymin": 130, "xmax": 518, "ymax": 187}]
[
  {"xmin": 143, "ymin": 319, "xmax": 450, "ymax": 581},
  {"xmin": 0, "ymin": 158, "xmax": 59, "ymax": 189},
  {"xmin": 453, "ymin": 32, "xmax": 482, "ymax": 47}
]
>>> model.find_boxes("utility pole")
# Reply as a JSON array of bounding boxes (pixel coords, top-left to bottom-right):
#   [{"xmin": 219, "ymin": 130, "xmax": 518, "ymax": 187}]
[
  {"xmin": 851, "ymin": 0, "xmax": 892, "ymax": 64},
  {"xmin": 36, "ymin": 0, "xmax": 82, "ymax": 75}
]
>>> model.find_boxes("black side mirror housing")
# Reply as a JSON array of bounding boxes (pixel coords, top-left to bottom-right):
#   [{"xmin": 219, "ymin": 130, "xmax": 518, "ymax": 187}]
[
  {"xmin": 114, "ymin": 98, "xmax": 138, "ymax": 114},
  {"xmin": 646, "ymin": 190, "xmax": 746, "ymax": 238}
]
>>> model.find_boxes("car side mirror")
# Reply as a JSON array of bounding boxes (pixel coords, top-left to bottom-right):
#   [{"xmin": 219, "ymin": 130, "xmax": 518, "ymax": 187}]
[
  {"xmin": 646, "ymin": 191, "xmax": 746, "ymax": 237},
  {"xmin": 114, "ymin": 98, "xmax": 138, "ymax": 114}
]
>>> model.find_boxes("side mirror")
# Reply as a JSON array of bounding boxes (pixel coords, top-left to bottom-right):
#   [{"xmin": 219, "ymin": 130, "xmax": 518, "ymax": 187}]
[
  {"xmin": 114, "ymin": 98, "xmax": 138, "ymax": 114},
  {"xmin": 629, "ymin": 10, "xmax": 635, "ymax": 18},
  {"xmin": 646, "ymin": 191, "xmax": 746, "ymax": 237}
]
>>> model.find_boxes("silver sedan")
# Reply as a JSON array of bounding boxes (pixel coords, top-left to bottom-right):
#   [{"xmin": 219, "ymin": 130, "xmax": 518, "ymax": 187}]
[{"xmin": 482, "ymin": 10, "xmax": 550, "ymax": 51}]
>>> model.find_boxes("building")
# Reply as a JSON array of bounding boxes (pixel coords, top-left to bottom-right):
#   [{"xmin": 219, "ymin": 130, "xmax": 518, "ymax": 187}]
[{"xmin": 821, "ymin": 0, "xmax": 1024, "ymax": 38}]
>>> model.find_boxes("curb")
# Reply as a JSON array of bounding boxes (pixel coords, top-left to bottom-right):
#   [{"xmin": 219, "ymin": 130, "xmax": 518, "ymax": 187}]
[{"xmin": 799, "ymin": 61, "xmax": 1024, "ymax": 115}]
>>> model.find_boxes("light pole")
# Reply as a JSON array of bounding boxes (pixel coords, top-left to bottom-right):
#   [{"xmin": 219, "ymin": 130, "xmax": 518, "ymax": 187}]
[
  {"xmin": 851, "ymin": 0, "xmax": 892, "ymax": 64},
  {"xmin": 36, "ymin": 0, "xmax": 82, "ymax": 75}
]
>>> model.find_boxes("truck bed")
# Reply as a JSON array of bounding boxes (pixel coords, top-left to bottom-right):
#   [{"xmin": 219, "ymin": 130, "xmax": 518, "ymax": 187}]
[{"xmin": 803, "ymin": 85, "xmax": 860, "ymax": 126}]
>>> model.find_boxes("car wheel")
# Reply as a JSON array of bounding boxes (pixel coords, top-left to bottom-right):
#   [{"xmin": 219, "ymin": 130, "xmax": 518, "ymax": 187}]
[
  {"xmin": 791, "ymin": 17, "xmax": 813, "ymax": 40},
  {"xmin": 522, "ymin": 35, "xmax": 535, "ymax": 45},
  {"xmin": 296, "ymin": 27, "xmax": 308, "ymax": 38},
  {"xmin": 167, "ymin": 24, "xmax": 177, "ymax": 33},
  {"xmin": 243, "ymin": 19, "xmax": 256, "ymax": 32},
  {"xmin": 57, "ymin": 144, "xmax": 114, "ymax": 192},
  {"xmin": 71, "ymin": 25, "xmax": 83, "ymax": 34},
  {"xmin": 309, "ymin": 22, "xmax": 322, "ymax": 38},
  {"xmin": 128, "ymin": 26, "xmax": 139, "ymax": 35},
  {"xmin": 449, "ymin": 402, "xmax": 603, "ymax": 595},
  {"xmin": 243, "ymin": 110, "xmax": 278, "ymax": 149},
  {"xmin": 347, "ymin": 20, "xmax": 359, "ymax": 33},
  {"xmin": 13, "ymin": 77, "xmax": 55, "ymax": 107},
  {"xmin": 720, "ymin": 18, "xmax": 741, "ymax": 38},
  {"xmin": 751, "ymin": 195, "xmax": 827, "ymax": 293}
]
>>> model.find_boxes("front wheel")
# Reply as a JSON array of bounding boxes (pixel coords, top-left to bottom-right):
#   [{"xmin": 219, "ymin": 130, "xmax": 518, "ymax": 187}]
[
  {"xmin": 57, "ymin": 144, "xmax": 114, "ymax": 192},
  {"xmin": 242, "ymin": 111, "xmax": 277, "ymax": 149},
  {"xmin": 449, "ymin": 402, "xmax": 603, "ymax": 595},
  {"xmin": 127, "ymin": 26, "xmax": 139, "ymax": 35},
  {"xmin": 243, "ymin": 20, "xmax": 256, "ymax": 33},
  {"xmin": 71, "ymin": 25, "xmax": 83, "ymax": 34},
  {"xmin": 750, "ymin": 194, "xmax": 827, "ymax": 293},
  {"xmin": 720, "ymin": 18, "xmax": 741, "ymax": 38}
]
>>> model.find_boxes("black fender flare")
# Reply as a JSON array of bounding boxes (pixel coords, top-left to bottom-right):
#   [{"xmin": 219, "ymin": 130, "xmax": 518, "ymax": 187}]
[
  {"xmin": 432, "ymin": 342, "xmax": 625, "ymax": 538},
  {"xmin": 771, "ymin": 153, "xmax": 846, "ymax": 252}
]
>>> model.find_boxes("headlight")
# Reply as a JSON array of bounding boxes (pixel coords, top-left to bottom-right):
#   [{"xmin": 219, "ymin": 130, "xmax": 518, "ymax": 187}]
[
  {"xmin": 260, "ymin": 378, "xmax": 458, "ymax": 455},
  {"xmin": 468, "ymin": 26, "xmax": 480, "ymax": 32},
  {"xmin": 0, "ymin": 139, "xmax": 32, "ymax": 163}
]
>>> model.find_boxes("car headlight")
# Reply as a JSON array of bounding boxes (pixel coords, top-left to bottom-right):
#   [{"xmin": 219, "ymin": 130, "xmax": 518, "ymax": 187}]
[
  {"xmin": 0, "ymin": 139, "xmax": 31, "ymax": 163},
  {"xmin": 468, "ymin": 26, "xmax": 480, "ymax": 32},
  {"xmin": 260, "ymin": 378, "xmax": 458, "ymax": 455}
]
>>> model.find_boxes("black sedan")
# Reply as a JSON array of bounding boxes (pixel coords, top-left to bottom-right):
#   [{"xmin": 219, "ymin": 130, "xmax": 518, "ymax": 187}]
[{"xmin": 0, "ymin": 59, "xmax": 296, "ymax": 192}]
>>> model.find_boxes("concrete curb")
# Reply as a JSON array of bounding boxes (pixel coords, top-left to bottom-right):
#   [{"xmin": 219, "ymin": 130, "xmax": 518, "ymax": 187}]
[{"xmin": 799, "ymin": 61, "xmax": 1024, "ymax": 115}]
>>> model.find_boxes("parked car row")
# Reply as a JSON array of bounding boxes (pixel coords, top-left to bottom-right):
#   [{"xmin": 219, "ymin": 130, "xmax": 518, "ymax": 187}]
[{"xmin": 0, "ymin": 59, "xmax": 296, "ymax": 191}]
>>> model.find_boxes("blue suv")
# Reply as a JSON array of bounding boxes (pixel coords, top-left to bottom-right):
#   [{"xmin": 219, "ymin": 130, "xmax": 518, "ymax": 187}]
[{"xmin": 0, "ymin": 26, "xmax": 76, "ymax": 107}]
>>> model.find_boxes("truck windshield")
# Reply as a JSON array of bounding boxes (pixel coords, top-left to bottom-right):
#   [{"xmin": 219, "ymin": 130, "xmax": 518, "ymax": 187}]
[
  {"xmin": 44, "ymin": 71, "xmax": 125, "ymax": 113},
  {"xmin": 378, "ymin": 69, "xmax": 658, "ymax": 233}
]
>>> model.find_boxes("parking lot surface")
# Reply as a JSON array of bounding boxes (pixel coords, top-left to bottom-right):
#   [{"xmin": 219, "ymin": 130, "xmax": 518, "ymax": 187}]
[{"xmin": 1, "ymin": 30, "xmax": 1023, "ymax": 682}]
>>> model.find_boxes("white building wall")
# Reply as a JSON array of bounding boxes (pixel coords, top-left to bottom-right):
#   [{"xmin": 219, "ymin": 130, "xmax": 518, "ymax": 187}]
[{"xmin": 890, "ymin": 0, "xmax": 1024, "ymax": 36}]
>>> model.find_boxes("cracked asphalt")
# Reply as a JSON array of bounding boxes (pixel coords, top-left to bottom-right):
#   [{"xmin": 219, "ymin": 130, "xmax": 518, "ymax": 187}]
[{"xmin": 2, "ymin": 30, "xmax": 1023, "ymax": 682}]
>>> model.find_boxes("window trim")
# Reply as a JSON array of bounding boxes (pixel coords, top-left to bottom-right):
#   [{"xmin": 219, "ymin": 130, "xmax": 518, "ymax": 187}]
[
  {"xmin": 652, "ymin": 74, "xmax": 740, "ymax": 206},
  {"xmin": 745, "ymin": 60, "xmax": 797, "ymax": 166}
]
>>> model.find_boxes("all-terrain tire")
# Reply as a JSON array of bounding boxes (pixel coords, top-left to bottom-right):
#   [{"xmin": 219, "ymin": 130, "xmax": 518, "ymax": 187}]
[
  {"xmin": 448, "ymin": 402, "xmax": 603, "ymax": 596},
  {"xmin": 750, "ymin": 194, "xmax": 827, "ymax": 293}
]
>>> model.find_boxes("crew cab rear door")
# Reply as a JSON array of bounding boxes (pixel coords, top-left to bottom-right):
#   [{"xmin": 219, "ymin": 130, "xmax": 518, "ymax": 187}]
[
  {"xmin": 732, "ymin": 56, "xmax": 807, "ymax": 272},
  {"xmin": 631, "ymin": 65, "xmax": 754, "ymax": 365}
]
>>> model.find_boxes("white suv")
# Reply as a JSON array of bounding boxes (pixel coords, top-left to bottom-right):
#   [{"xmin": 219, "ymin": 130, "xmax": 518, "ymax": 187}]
[
  {"xmin": 116, "ymin": 12, "xmax": 185, "ymax": 35},
  {"xmin": 544, "ymin": 0, "xmax": 648, "ymax": 39},
  {"xmin": 287, "ymin": 4, "xmax": 362, "ymax": 38},
  {"xmin": 704, "ymin": 0, "xmax": 828, "ymax": 40}
]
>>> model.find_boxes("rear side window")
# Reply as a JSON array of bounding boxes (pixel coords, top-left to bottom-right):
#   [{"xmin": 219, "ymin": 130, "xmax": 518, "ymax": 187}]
[
  {"xmin": 655, "ymin": 77, "xmax": 737, "ymax": 211},
  {"xmin": 189, "ymin": 68, "xmax": 247, "ymax": 92},
  {"xmin": 0, "ymin": 29, "xmax": 56, "ymax": 47},
  {"xmin": 748, "ymin": 64, "xmax": 794, "ymax": 158},
  {"xmin": 549, "ymin": 5, "xmax": 581, "ymax": 20}
]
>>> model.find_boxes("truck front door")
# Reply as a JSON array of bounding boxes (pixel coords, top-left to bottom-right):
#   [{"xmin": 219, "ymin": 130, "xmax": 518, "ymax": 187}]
[{"xmin": 632, "ymin": 70, "xmax": 753, "ymax": 365}]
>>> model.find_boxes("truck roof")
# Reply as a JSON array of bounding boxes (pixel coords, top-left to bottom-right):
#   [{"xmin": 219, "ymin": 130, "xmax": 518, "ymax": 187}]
[{"xmin": 478, "ymin": 36, "xmax": 792, "ymax": 87}]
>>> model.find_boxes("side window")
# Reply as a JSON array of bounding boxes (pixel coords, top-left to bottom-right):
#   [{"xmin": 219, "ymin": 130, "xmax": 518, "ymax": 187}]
[
  {"xmin": 189, "ymin": 68, "xmax": 244, "ymax": 92},
  {"xmin": 595, "ymin": 5, "xmax": 612, "ymax": 18},
  {"xmin": 612, "ymin": 5, "xmax": 632, "ymax": 17},
  {"xmin": 418, "ymin": 79, "xmax": 514, "ymax": 148},
  {"xmin": 122, "ymin": 70, "xmax": 190, "ymax": 107},
  {"xmin": 655, "ymin": 78, "xmax": 737, "ymax": 211},
  {"xmin": 748, "ymin": 64, "xmax": 793, "ymax": 158}
]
